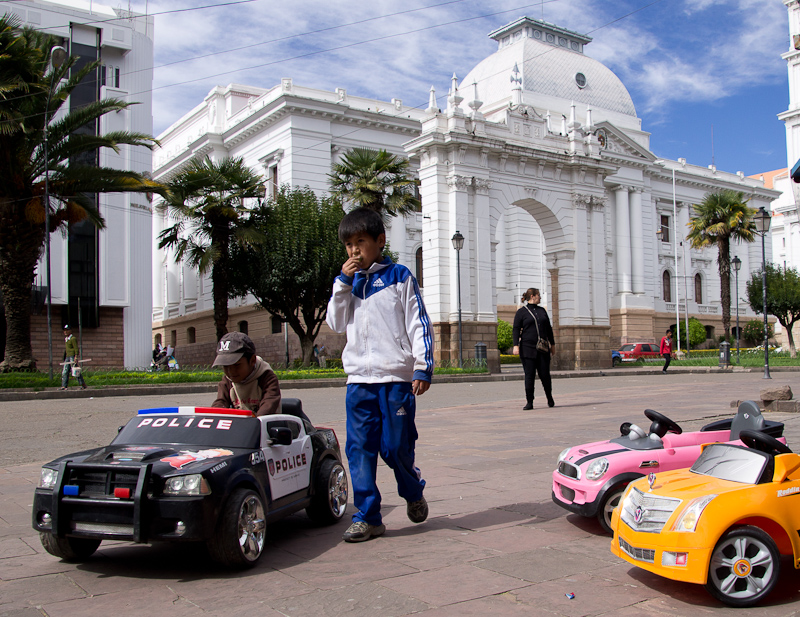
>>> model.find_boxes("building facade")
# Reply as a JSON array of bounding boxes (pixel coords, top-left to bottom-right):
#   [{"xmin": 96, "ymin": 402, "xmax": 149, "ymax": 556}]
[
  {"xmin": 3, "ymin": 0, "xmax": 155, "ymax": 368},
  {"xmin": 153, "ymin": 18, "xmax": 776, "ymax": 369}
]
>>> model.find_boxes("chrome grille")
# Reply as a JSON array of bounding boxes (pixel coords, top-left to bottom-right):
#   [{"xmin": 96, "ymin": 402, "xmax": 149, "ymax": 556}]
[
  {"xmin": 618, "ymin": 537, "xmax": 655, "ymax": 563},
  {"xmin": 557, "ymin": 461, "xmax": 579, "ymax": 479},
  {"xmin": 620, "ymin": 487, "xmax": 681, "ymax": 533}
]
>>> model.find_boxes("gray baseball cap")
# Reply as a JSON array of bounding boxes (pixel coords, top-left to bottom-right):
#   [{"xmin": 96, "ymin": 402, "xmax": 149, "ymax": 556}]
[{"xmin": 213, "ymin": 332, "xmax": 256, "ymax": 366}]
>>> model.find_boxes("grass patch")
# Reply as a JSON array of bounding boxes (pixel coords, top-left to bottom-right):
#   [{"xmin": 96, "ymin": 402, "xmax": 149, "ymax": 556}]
[{"xmin": 0, "ymin": 363, "xmax": 489, "ymax": 390}]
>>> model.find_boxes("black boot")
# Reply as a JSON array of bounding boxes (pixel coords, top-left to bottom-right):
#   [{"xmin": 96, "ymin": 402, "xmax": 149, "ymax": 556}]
[
  {"xmin": 523, "ymin": 401, "xmax": 533, "ymax": 410},
  {"xmin": 547, "ymin": 394, "xmax": 555, "ymax": 408}
]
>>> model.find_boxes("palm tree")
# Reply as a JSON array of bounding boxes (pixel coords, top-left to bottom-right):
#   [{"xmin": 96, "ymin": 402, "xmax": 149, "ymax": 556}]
[
  {"xmin": 329, "ymin": 147, "xmax": 420, "ymax": 217},
  {"xmin": 686, "ymin": 189, "xmax": 757, "ymax": 341},
  {"xmin": 158, "ymin": 156, "xmax": 265, "ymax": 342},
  {"xmin": 0, "ymin": 16, "xmax": 164, "ymax": 371}
]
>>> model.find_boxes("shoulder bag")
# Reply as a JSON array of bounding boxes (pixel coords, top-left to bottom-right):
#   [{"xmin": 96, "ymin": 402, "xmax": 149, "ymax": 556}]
[{"xmin": 525, "ymin": 305, "xmax": 551, "ymax": 353}]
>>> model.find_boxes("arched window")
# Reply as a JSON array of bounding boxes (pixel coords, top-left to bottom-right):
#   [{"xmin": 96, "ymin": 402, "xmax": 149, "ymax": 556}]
[
  {"xmin": 238, "ymin": 320, "xmax": 249, "ymax": 335},
  {"xmin": 662, "ymin": 271, "xmax": 672, "ymax": 303},
  {"xmin": 154, "ymin": 333, "xmax": 162, "ymax": 346},
  {"xmin": 187, "ymin": 327, "xmax": 196, "ymax": 344},
  {"xmin": 415, "ymin": 247, "xmax": 423, "ymax": 287},
  {"xmin": 694, "ymin": 274, "xmax": 702, "ymax": 304}
]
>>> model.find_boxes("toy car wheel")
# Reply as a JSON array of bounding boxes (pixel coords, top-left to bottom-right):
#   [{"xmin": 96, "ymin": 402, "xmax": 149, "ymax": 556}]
[
  {"xmin": 39, "ymin": 533, "xmax": 101, "ymax": 561},
  {"xmin": 306, "ymin": 457, "xmax": 348, "ymax": 525},
  {"xmin": 208, "ymin": 488, "xmax": 266, "ymax": 568},
  {"xmin": 705, "ymin": 526, "xmax": 780, "ymax": 608},
  {"xmin": 597, "ymin": 485, "xmax": 625, "ymax": 534}
]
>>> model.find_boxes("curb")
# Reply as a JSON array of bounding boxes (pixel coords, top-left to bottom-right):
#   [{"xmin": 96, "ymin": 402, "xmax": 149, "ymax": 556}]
[{"xmin": 2, "ymin": 365, "xmax": 798, "ymax": 402}]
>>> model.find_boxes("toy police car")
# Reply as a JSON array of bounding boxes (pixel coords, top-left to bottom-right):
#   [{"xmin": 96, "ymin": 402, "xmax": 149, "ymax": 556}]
[{"xmin": 32, "ymin": 399, "xmax": 348, "ymax": 568}]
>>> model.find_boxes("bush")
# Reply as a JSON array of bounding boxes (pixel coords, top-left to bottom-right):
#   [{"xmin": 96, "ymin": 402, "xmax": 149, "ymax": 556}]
[
  {"xmin": 742, "ymin": 320, "xmax": 774, "ymax": 346},
  {"xmin": 675, "ymin": 318, "xmax": 706, "ymax": 348},
  {"xmin": 497, "ymin": 319, "xmax": 513, "ymax": 354}
]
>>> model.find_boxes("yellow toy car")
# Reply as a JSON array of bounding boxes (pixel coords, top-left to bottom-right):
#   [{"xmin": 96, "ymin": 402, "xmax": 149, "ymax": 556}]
[{"xmin": 610, "ymin": 428, "xmax": 799, "ymax": 607}]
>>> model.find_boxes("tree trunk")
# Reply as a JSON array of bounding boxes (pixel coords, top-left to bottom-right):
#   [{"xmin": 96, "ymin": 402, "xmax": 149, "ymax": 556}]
[
  {"xmin": 0, "ymin": 201, "xmax": 44, "ymax": 372},
  {"xmin": 718, "ymin": 238, "xmax": 731, "ymax": 341}
]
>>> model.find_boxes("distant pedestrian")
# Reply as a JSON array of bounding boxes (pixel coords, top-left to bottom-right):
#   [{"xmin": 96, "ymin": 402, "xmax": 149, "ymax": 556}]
[
  {"xmin": 60, "ymin": 325, "xmax": 86, "ymax": 390},
  {"xmin": 660, "ymin": 329, "xmax": 674, "ymax": 373},
  {"xmin": 512, "ymin": 288, "xmax": 555, "ymax": 410}
]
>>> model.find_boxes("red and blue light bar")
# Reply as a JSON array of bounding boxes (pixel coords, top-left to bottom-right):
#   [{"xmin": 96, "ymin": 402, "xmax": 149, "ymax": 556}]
[{"xmin": 137, "ymin": 406, "xmax": 252, "ymax": 416}]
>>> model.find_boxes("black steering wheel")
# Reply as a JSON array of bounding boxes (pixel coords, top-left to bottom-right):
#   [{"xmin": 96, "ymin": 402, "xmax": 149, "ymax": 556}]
[
  {"xmin": 739, "ymin": 429, "xmax": 792, "ymax": 455},
  {"xmin": 644, "ymin": 409, "xmax": 683, "ymax": 438}
]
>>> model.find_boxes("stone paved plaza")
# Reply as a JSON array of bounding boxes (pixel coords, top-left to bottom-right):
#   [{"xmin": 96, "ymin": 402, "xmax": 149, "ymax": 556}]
[{"xmin": 2, "ymin": 371, "xmax": 800, "ymax": 616}]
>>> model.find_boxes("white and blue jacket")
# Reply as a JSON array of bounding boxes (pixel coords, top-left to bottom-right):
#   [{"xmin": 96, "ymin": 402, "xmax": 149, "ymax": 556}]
[{"xmin": 326, "ymin": 257, "xmax": 434, "ymax": 385}]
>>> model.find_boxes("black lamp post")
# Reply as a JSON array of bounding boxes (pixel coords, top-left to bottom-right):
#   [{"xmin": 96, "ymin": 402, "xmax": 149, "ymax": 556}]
[
  {"xmin": 452, "ymin": 231, "xmax": 464, "ymax": 368},
  {"xmin": 754, "ymin": 207, "xmax": 771, "ymax": 379},
  {"xmin": 731, "ymin": 255, "xmax": 741, "ymax": 364},
  {"xmin": 44, "ymin": 45, "xmax": 68, "ymax": 381}
]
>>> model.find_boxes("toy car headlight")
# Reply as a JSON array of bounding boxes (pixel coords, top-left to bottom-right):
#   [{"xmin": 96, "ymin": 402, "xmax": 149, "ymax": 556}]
[
  {"xmin": 585, "ymin": 458, "xmax": 609, "ymax": 481},
  {"xmin": 671, "ymin": 494, "xmax": 716, "ymax": 532},
  {"xmin": 163, "ymin": 474, "xmax": 211, "ymax": 496},
  {"xmin": 39, "ymin": 467, "xmax": 58, "ymax": 489},
  {"xmin": 558, "ymin": 448, "xmax": 571, "ymax": 462}
]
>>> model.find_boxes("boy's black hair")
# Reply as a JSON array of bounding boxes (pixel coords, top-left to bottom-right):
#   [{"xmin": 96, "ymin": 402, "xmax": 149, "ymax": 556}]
[{"xmin": 338, "ymin": 207, "xmax": 385, "ymax": 242}]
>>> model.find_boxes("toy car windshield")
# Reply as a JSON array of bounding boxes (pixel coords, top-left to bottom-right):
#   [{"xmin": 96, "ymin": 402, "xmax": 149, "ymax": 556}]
[
  {"xmin": 112, "ymin": 408, "xmax": 260, "ymax": 449},
  {"xmin": 690, "ymin": 444, "xmax": 768, "ymax": 485}
]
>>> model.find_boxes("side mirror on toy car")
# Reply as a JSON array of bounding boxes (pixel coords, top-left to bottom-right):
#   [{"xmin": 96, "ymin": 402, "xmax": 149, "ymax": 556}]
[{"xmin": 268, "ymin": 426, "xmax": 292, "ymax": 446}]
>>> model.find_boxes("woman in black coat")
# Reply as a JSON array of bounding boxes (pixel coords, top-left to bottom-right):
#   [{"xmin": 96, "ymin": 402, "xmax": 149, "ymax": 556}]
[{"xmin": 512, "ymin": 287, "xmax": 555, "ymax": 410}]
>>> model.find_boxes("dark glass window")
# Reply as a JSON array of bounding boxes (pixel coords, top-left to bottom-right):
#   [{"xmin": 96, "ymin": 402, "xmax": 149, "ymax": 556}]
[
  {"xmin": 662, "ymin": 271, "xmax": 672, "ymax": 303},
  {"xmin": 415, "ymin": 247, "xmax": 423, "ymax": 287},
  {"xmin": 271, "ymin": 316, "xmax": 283, "ymax": 334},
  {"xmin": 238, "ymin": 320, "xmax": 248, "ymax": 335},
  {"xmin": 695, "ymin": 274, "xmax": 702, "ymax": 304},
  {"xmin": 660, "ymin": 215, "xmax": 670, "ymax": 242},
  {"xmin": 187, "ymin": 327, "xmax": 196, "ymax": 344}
]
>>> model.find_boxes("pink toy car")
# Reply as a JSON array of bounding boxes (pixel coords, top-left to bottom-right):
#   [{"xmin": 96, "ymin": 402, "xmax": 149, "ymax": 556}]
[{"xmin": 552, "ymin": 402, "xmax": 785, "ymax": 533}]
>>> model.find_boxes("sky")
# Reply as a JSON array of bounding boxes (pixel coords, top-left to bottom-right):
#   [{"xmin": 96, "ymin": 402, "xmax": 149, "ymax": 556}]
[{"xmin": 123, "ymin": 0, "xmax": 789, "ymax": 177}]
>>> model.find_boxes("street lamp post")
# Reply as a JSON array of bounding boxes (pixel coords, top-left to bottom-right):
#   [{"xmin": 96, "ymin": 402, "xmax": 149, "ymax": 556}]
[
  {"xmin": 451, "ymin": 231, "xmax": 464, "ymax": 368},
  {"xmin": 43, "ymin": 46, "xmax": 68, "ymax": 381},
  {"xmin": 754, "ymin": 207, "xmax": 771, "ymax": 379},
  {"xmin": 732, "ymin": 255, "xmax": 741, "ymax": 364}
]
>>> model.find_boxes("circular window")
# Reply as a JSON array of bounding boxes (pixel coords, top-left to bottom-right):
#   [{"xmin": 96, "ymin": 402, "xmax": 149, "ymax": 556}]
[
  {"xmin": 546, "ymin": 33, "xmax": 555, "ymax": 43},
  {"xmin": 559, "ymin": 37, "xmax": 567, "ymax": 47},
  {"xmin": 533, "ymin": 30, "xmax": 542, "ymax": 39},
  {"xmin": 571, "ymin": 41, "xmax": 579, "ymax": 51},
  {"xmin": 575, "ymin": 72, "xmax": 587, "ymax": 88}
]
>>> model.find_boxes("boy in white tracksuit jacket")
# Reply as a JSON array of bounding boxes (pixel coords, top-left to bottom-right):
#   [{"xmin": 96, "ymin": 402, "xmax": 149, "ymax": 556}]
[{"xmin": 327, "ymin": 208, "xmax": 434, "ymax": 542}]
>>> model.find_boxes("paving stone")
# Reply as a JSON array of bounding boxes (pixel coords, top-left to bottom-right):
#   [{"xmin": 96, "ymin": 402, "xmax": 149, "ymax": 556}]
[
  {"xmin": 273, "ymin": 581, "xmax": 429, "ymax": 617},
  {"xmin": 474, "ymin": 547, "xmax": 600, "ymax": 583},
  {"xmin": 0, "ymin": 573, "xmax": 87, "ymax": 609},
  {"xmin": 0, "ymin": 538, "xmax": 35, "ymax": 559}
]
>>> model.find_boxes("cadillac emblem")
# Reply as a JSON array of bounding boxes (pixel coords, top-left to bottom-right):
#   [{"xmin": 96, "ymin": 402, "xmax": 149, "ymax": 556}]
[
  {"xmin": 634, "ymin": 506, "xmax": 644, "ymax": 524},
  {"xmin": 648, "ymin": 472, "xmax": 656, "ymax": 491}
]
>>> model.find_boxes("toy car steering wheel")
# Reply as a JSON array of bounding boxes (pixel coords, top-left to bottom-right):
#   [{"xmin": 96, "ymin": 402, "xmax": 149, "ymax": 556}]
[
  {"xmin": 644, "ymin": 409, "xmax": 683, "ymax": 438},
  {"xmin": 739, "ymin": 429, "xmax": 792, "ymax": 455}
]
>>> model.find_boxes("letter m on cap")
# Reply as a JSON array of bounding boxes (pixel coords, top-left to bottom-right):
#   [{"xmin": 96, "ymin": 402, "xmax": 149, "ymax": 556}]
[{"xmin": 219, "ymin": 341, "xmax": 231, "ymax": 351}]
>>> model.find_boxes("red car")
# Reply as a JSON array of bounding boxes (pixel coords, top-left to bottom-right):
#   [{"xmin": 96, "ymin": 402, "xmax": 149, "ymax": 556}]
[{"xmin": 616, "ymin": 342, "xmax": 661, "ymax": 364}]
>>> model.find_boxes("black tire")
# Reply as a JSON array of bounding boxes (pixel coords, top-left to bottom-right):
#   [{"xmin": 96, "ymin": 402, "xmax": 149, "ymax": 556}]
[
  {"xmin": 208, "ymin": 488, "xmax": 266, "ymax": 568},
  {"xmin": 306, "ymin": 457, "xmax": 348, "ymax": 525},
  {"xmin": 612, "ymin": 357, "xmax": 621, "ymax": 367},
  {"xmin": 597, "ymin": 485, "xmax": 625, "ymax": 534},
  {"xmin": 705, "ymin": 526, "xmax": 780, "ymax": 608},
  {"xmin": 40, "ymin": 533, "xmax": 100, "ymax": 561}
]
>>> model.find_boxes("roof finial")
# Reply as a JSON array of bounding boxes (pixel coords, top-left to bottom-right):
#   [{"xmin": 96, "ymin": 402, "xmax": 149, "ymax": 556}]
[
  {"xmin": 448, "ymin": 73, "xmax": 463, "ymax": 110},
  {"xmin": 426, "ymin": 85, "xmax": 438, "ymax": 114}
]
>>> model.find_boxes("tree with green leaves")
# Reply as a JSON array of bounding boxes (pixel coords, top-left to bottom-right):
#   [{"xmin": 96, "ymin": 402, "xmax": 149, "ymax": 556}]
[
  {"xmin": 329, "ymin": 147, "xmax": 420, "ymax": 217},
  {"xmin": 497, "ymin": 319, "xmax": 513, "ymax": 354},
  {"xmin": 675, "ymin": 317, "xmax": 706, "ymax": 349},
  {"xmin": 745, "ymin": 263, "xmax": 800, "ymax": 357},
  {"xmin": 686, "ymin": 190, "xmax": 756, "ymax": 342},
  {"xmin": 229, "ymin": 186, "xmax": 346, "ymax": 366},
  {"xmin": 158, "ymin": 156, "xmax": 265, "ymax": 342},
  {"xmin": 0, "ymin": 15, "xmax": 164, "ymax": 371}
]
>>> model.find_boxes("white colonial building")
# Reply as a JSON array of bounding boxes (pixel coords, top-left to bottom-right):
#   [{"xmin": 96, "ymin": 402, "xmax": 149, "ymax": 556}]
[
  {"xmin": 3, "ymin": 0, "xmax": 155, "ymax": 368},
  {"xmin": 153, "ymin": 17, "xmax": 777, "ymax": 370}
]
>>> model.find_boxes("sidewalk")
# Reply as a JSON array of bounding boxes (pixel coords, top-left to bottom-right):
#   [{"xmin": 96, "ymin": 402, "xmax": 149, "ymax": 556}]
[
  {"xmin": 1, "ymin": 363, "xmax": 793, "ymax": 402},
  {"xmin": 2, "ymin": 373, "xmax": 800, "ymax": 615}
]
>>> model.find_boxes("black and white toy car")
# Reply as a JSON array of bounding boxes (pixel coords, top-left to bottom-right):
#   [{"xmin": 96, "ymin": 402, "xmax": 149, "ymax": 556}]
[{"xmin": 32, "ymin": 399, "xmax": 348, "ymax": 568}]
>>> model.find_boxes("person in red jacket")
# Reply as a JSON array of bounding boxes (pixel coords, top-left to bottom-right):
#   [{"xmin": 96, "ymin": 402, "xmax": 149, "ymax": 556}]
[{"xmin": 660, "ymin": 329, "xmax": 674, "ymax": 373}]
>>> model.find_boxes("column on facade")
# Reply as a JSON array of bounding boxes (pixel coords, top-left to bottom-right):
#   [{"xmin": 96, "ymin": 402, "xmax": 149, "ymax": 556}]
[
  {"xmin": 495, "ymin": 208, "xmax": 507, "ymax": 291},
  {"xmin": 152, "ymin": 209, "xmax": 165, "ymax": 313},
  {"xmin": 590, "ymin": 197, "xmax": 609, "ymax": 321},
  {"xmin": 572, "ymin": 195, "xmax": 593, "ymax": 323},
  {"xmin": 613, "ymin": 185, "xmax": 632, "ymax": 294},
  {"xmin": 389, "ymin": 215, "xmax": 406, "ymax": 267},
  {"xmin": 448, "ymin": 174, "xmax": 472, "ymax": 323},
  {"xmin": 473, "ymin": 178, "xmax": 495, "ymax": 320},
  {"xmin": 629, "ymin": 188, "xmax": 645, "ymax": 294}
]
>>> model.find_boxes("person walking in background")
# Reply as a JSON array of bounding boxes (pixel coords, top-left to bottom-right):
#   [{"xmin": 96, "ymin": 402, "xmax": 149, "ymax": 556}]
[
  {"xmin": 660, "ymin": 329, "xmax": 674, "ymax": 373},
  {"xmin": 512, "ymin": 288, "xmax": 555, "ymax": 410},
  {"xmin": 327, "ymin": 207, "xmax": 434, "ymax": 543},
  {"xmin": 60, "ymin": 325, "xmax": 86, "ymax": 390}
]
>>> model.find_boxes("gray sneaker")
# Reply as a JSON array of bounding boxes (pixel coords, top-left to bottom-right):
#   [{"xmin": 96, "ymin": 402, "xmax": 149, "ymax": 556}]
[
  {"xmin": 407, "ymin": 496, "xmax": 428, "ymax": 523},
  {"xmin": 342, "ymin": 521, "xmax": 385, "ymax": 542}
]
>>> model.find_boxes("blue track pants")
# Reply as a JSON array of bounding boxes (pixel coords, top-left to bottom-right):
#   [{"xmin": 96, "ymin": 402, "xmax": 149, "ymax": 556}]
[{"xmin": 345, "ymin": 382, "xmax": 425, "ymax": 526}]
